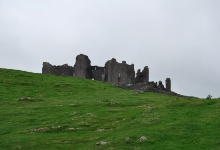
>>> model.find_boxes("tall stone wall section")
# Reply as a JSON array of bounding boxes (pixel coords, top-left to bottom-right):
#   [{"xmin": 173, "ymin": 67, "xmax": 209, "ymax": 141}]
[
  {"xmin": 166, "ymin": 78, "xmax": 171, "ymax": 92},
  {"xmin": 91, "ymin": 66, "xmax": 105, "ymax": 81},
  {"xmin": 135, "ymin": 66, "xmax": 149, "ymax": 84},
  {"xmin": 142, "ymin": 66, "xmax": 149, "ymax": 83},
  {"xmin": 73, "ymin": 54, "xmax": 92, "ymax": 79},
  {"xmin": 42, "ymin": 62, "xmax": 54, "ymax": 74},
  {"xmin": 42, "ymin": 62, "xmax": 73, "ymax": 76},
  {"xmin": 104, "ymin": 59, "xmax": 135, "ymax": 84}
]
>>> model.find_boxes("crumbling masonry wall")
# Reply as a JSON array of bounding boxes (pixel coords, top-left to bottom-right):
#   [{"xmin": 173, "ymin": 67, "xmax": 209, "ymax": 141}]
[
  {"xmin": 73, "ymin": 54, "xmax": 92, "ymax": 79},
  {"xmin": 104, "ymin": 59, "xmax": 135, "ymax": 84},
  {"xmin": 135, "ymin": 66, "xmax": 149, "ymax": 84},
  {"xmin": 91, "ymin": 66, "xmax": 105, "ymax": 81},
  {"xmin": 42, "ymin": 54, "xmax": 171, "ymax": 92},
  {"xmin": 42, "ymin": 62, "xmax": 73, "ymax": 76}
]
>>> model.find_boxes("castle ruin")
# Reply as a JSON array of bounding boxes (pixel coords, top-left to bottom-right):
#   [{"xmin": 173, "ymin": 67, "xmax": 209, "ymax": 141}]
[
  {"xmin": 42, "ymin": 54, "xmax": 172, "ymax": 93},
  {"xmin": 104, "ymin": 59, "xmax": 135, "ymax": 84},
  {"xmin": 42, "ymin": 62, "xmax": 73, "ymax": 76}
]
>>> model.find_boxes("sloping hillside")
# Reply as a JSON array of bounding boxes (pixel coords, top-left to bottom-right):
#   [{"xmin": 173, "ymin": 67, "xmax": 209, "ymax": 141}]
[{"xmin": 0, "ymin": 68, "xmax": 219, "ymax": 150}]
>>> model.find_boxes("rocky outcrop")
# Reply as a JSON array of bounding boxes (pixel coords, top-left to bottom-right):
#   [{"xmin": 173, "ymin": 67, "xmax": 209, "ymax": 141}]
[{"xmin": 121, "ymin": 81, "xmax": 196, "ymax": 98}]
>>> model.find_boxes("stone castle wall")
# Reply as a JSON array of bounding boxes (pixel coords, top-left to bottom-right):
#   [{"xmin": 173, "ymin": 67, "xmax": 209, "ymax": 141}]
[
  {"xmin": 135, "ymin": 66, "xmax": 149, "ymax": 84},
  {"xmin": 42, "ymin": 62, "xmax": 73, "ymax": 76},
  {"xmin": 42, "ymin": 54, "xmax": 171, "ymax": 91},
  {"xmin": 104, "ymin": 59, "xmax": 135, "ymax": 84},
  {"xmin": 73, "ymin": 54, "xmax": 92, "ymax": 79},
  {"xmin": 91, "ymin": 66, "xmax": 105, "ymax": 81}
]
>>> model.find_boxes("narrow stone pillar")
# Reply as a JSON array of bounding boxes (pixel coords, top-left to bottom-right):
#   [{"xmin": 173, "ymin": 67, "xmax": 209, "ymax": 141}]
[
  {"xmin": 143, "ymin": 66, "xmax": 149, "ymax": 83},
  {"xmin": 165, "ymin": 78, "xmax": 171, "ymax": 92}
]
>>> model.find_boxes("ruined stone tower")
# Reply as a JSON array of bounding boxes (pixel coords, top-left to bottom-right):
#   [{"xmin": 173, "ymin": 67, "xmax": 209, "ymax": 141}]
[
  {"xmin": 142, "ymin": 66, "xmax": 149, "ymax": 83},
  {"xmin": 73, "ymin": 54, "xmax": 92, "ymax": 79},
  {"xmin": 104, "ymin": 58, "xmax": 135, "ymax": 84},
  {"xmin": 165, "ymin": 78, "xmax": 171, "ymax": 92},
  {"xmin": 135, "ymin": 66, "xmax": 149, "ymax": 83}
]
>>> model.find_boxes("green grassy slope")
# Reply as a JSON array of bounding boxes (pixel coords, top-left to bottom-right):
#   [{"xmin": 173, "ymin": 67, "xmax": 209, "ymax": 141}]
[{"xmin": 0, "ymin": 68, "xmax": 219, "ymax": 150}]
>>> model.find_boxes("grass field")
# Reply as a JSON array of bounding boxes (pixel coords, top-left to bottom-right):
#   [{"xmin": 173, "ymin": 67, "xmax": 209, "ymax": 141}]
[{"xmin": 0, "ymin": 68, "xmax": 219, "ymax": 150}]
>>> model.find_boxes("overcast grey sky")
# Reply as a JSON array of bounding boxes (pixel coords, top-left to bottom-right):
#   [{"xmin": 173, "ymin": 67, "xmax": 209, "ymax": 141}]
[{"xmin": 0, "ymin": 0, "xmax": 219, "ymax": 98}]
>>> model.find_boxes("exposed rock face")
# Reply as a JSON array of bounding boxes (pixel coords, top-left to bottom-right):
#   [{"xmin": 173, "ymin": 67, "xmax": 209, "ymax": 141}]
[
  {"xmin": 42, "ymin": 62, "xmax": 73, "ymax": 76},
  {"xmin": 166, "ymin": 78, "xmax": 171, "ymax": 92},
  {"xmin": 104, "ymin": 59, "xmax": 135, "ymax": 84},
  {"xmin": 73, "ymin": 54, "xmax": 92, "ymax": 79}
]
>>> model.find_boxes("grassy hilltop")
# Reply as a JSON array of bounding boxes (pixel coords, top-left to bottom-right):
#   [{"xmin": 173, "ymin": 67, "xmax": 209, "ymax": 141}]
[{"xmin": 0, "ymin": 68, "xmax": 219, "ymax": 150}]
